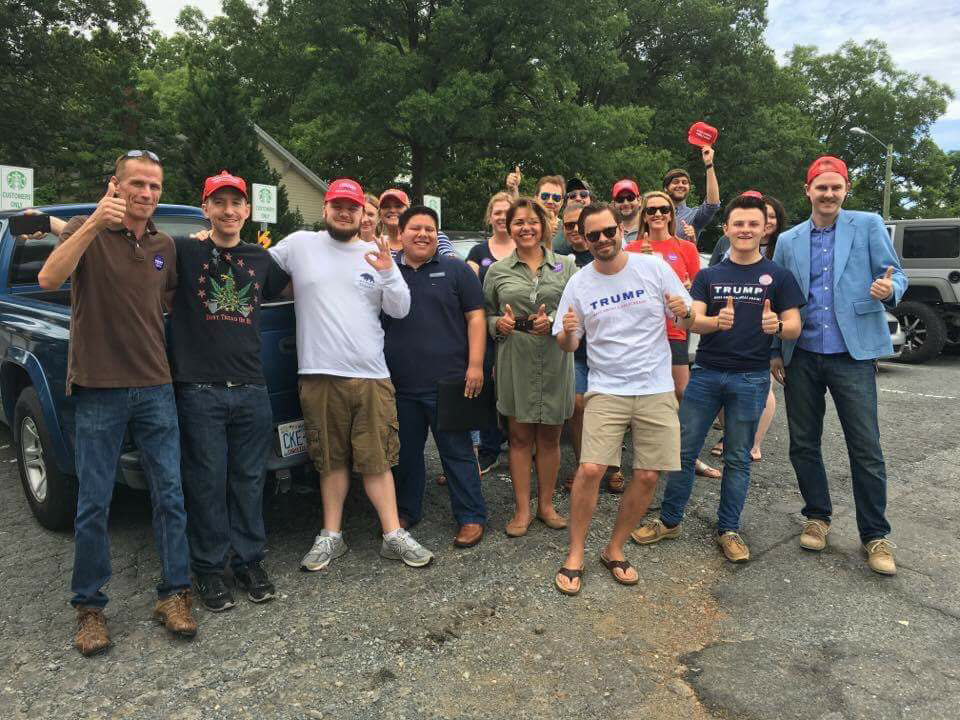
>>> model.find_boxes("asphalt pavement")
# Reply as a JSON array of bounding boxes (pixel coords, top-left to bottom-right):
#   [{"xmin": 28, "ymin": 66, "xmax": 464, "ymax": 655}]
[{"xmin": 0, "ymin": 353, "xmax": 958, "ymax": 720}]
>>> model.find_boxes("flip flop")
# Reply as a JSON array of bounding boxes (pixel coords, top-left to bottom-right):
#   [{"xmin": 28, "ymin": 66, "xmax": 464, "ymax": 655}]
[
  {"xmin": 710, "ymin": 442, "xmax": 724, "ymax": 457},
  {"xmin": 554, "ymin": 566, "xmax": 584, "ymax": 596},
  {"xmin": 606, "ymin": 470, "xmax": 626, "ymax": 494},
  {"xmin": 695, "ymin": 459, "xmax": 722, "ymax": 479},
  {"xmin": 599, "ymin": 551, "xmax": 639, "ymax": 586}
]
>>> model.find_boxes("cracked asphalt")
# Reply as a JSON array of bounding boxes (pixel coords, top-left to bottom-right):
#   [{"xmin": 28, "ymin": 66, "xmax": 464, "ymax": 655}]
[{"xmin": 0, "ymin": 352, "xmax": 958, "ymax": 720}]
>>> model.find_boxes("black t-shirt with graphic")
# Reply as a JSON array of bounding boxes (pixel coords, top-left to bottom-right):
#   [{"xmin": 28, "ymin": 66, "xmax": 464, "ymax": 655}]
[
  {"xmin": 691, "ymin": 257, "xmax": 804, "ymax": 372},
  {"xmin": 170, "ymin": 237, "xmax": 290, "ymax": 384}
]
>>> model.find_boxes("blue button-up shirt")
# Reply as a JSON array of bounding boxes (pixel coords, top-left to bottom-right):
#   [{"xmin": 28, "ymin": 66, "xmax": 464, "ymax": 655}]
[{"xmin": 798, "ymin": 223, "xmax": 847, "ymax": 354}]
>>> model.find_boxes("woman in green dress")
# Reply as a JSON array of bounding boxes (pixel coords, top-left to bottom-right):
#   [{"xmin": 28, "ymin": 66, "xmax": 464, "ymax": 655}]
[{"xmin": 483, "ymin": 197, "xmax": 576, "ymax": 537}]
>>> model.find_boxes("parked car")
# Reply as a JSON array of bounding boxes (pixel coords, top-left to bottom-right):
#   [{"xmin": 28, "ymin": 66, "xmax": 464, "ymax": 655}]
[
  {"xmin": 884, "ymin": 218, "xmax": 960, "ymax": 363},
  {"xmin": 0, "ymin": 205, "xmax": 308, "ymax": 530}
]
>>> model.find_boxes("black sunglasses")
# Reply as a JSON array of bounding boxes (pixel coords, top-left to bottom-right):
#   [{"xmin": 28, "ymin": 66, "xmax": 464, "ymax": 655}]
[
  {"xmin": 124, "ymin": 149, "xmax": 161, "ymax": 163},
  {"xmin": 539, "ymin": 191, "xmax": 563, "ymax": 203},
  {"xmin": 566, "ymin": 190, "xmax": 591, "ymax": 200},
  {"xmin": 585, "ymin": 226, "xmax": 618, "ymax": 244},
  {"xmin": 644, "ymin": 205, "xmax": 672, "ymax": 216},
  {"xmin": 562, "ymin": 221, "xmax": 580, "ymax": 232},
  {"xmin": 615, "ymin": 193, "xmax": 638, "ymax": 202}
]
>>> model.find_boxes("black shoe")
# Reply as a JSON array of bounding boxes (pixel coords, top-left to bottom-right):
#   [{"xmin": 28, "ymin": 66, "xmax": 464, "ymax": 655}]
[
  {"xmin": 478, "ymin": 450, "xmax": 499, "ymax": 475},
  {"xmin": 194, "ymin": 573, "xmax": 235, "ymax": 612},
  {"xmin": 234, "ymin": 561, "xmax": 276, "ymax": 603}
]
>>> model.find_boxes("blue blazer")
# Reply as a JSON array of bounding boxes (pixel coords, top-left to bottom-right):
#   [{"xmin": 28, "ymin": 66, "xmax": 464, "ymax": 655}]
[{"xmin": 772, "ymin": 209, "xmax": 907, "ymax": 364}]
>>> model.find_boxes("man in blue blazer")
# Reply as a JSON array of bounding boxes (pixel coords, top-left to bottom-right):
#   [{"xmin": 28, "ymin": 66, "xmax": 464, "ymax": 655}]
[{"xmin": 771, "ymin": 155, "xmax": 907, "ymax": 575}]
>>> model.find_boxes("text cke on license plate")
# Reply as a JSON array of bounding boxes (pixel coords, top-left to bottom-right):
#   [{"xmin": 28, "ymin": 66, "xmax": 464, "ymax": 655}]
[{"xmin": 278, "ymin": 420, "xmax": 306, "ymax": 458}]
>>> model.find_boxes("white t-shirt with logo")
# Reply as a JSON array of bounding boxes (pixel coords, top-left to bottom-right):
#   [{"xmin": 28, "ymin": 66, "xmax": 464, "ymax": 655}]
[
  {"xmin": 552, "ymin": 252, "xmax": 691, "ymax": 396},
  {"xmin": 269, "ymin": 231, "xmax": 410, "ymax": 379}
]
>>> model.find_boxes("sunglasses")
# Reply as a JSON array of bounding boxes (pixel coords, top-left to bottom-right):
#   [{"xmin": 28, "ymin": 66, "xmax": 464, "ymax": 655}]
[
  {"xmin": 539, "ymin": 192, "xmax": 563, "ymax": 203},
  {"xmin": 124, "ymin": 149, "xmax": 161, "ymax": 163},
  {"xmin": 644, "ymin": 205, "xmax": 672, "ymax": 216},
  {"xmin": 562, "ymin": 221, "xmax": 581, "ymax": 232},
  {"xmin": 615, "ymin": 194, "xmax": 638, "ymax": 202},
  {"xmin": 566, "ymin": 190, "xmax": 591, "ymax": 200},
  {"xmin": 585, "ymin": 226, "xmax": 618, "ymax": 244}
]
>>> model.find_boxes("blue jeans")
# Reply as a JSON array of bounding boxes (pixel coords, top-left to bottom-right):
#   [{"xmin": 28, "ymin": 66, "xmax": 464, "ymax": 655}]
[
  {"xmin": 661, "ymin": 367, "xmax": 770, "ymax": 532},
  {"xmin": 176, "ymin": 383, "xmax": 273, "ymax": 575},
  {"xmin": 395, "ymin": 390, "xmax": 487, "ymax": 526},
  {"xmin": 478, "ymin": 337, "xmax": 504, "ymax": 455},
  {"xmin": 783, "ymin": 348, "xmax": 890, "ymax": 541},
  {"xmin": 71, "ymin": 385, "xmax": 190, "ymax": 608}
]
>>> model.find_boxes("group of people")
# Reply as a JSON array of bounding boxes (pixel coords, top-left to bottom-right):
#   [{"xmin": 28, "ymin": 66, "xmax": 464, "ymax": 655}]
[{"xmin": 34, "ymin": 143, "xmax": 906, "ymax": 656}]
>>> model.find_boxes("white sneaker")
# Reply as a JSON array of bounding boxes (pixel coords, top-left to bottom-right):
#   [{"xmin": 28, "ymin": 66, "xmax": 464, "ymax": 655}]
[
  {"xmin": 300, "ymin": 534, "xmax": 348, "ymax": 572},
  {"xmin": 380, "ymin": 529, "xmax": 434, "ymax": 568}
]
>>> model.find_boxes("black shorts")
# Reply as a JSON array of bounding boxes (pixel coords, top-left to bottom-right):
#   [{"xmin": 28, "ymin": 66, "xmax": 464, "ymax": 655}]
[{"xmin": 669, "ymin": 338, "xmax": 690, "ymax": 366}]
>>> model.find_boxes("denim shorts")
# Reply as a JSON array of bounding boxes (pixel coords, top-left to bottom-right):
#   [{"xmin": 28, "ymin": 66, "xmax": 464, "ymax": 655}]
[{"xmin": 574, "ymin": 357, "xmax": 589, "ymax": 395}]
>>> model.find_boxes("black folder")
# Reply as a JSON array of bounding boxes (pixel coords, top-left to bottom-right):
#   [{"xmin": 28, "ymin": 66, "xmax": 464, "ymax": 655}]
[{"xmin": 436, "ymin": 378, "xmax": 498, "ymax": 432}]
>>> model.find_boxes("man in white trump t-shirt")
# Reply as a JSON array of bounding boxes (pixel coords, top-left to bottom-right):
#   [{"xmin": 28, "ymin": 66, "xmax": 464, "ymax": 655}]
[
  {"xmin": 551, "ymin": 202, "xmax": 694, "ymax": 596},
  {"xmin": 270, "ymin": 178, "xmax": 434, "ymax": 571}
]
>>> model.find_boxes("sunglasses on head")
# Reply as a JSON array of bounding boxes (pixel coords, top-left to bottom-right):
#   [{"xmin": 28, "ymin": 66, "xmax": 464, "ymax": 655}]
[
  {"xmin": 615, "ymin": 193, "xmax": 638, "ymax": 202},
  {"xmin": 585, "ymin": 226, "xmax": 618, "ymax": 244},
  {"xmin": 566, "ymin": 190, "xmax": 590, "ymax": 200},
  {"xmin": 644, "ymin": 205, "xmax": 671, "ymax": 216},
  {"xmin": 124, "ymin": 149, "xmax": 161, "ymax": 163},
  {"xmin": 539, "ymin": 192, "xmax": 563, "ymax": 203}
]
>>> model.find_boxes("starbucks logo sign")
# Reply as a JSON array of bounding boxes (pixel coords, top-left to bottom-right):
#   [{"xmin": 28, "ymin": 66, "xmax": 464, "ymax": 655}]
[
  {"xmin": 258, "ymin": 187, "xmax": 272, "ymax": 204},
  {"xmin": 7, "ymin": 171, "xmax": 26, "ymax": 191}
]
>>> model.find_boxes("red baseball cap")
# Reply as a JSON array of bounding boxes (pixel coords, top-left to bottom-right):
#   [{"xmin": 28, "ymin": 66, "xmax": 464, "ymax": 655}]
[
  {"xmin": 202, "ymin": 170, "xmax": 247, "ymax": 202},
  {"xmin": 611, "ymin": 179, "xmax": 640, "ymax": 199},
  {"xmin": 806, "ymin": 156, "xmax": 849, "ymax": 184},
  {"xmin": 325, "ymin": 178, "xmax": 365, "ymax": 206},
  {"xmin": 687, "ymin": 121, "xmax": 719, "ymax": 148},
  {"xmin": 379, "ymin": 188, "xmax": 410, "ymax": 206},
  {"xmin": 740, "ymin": 190, "xmax": 763, "ymax": 199}
]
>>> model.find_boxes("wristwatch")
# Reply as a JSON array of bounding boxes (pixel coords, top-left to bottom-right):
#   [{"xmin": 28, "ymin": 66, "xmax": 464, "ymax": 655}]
[{"xmin": 776, "ymin": 320, "xmax": 783, "ymax": 336}]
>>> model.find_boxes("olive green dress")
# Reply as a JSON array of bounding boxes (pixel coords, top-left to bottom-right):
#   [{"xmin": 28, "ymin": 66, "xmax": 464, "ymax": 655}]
[{"xmin": 483, "ymin": 248, "xmax": 576, "ymax": 425}]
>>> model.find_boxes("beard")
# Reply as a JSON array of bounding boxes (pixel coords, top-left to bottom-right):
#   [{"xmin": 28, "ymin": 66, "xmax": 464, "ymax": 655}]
[{"xmin": 328, "ymin": 222, "xmax": 360, "ymax": 242}]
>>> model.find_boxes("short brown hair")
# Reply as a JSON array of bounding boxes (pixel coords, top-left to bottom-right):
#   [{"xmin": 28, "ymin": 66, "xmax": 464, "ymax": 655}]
[
  {"xmin": 662, "ymin": 168, "xmax": 690, "ymax": 190},
  {"xmin": 535, "ymin": 175, "xmax": 565, "ymax": 194},
  {"xmin": 576, "ymin": 202, "xmax": 622, "ymax": 237},
  {"xmin": 506, "ymin": 197, "xmax": 550, "ymax": 247},
  {"xmin": 114, "ymin": 152, "xmax": 162, "ymax": 179},
  {"xmin": 639, "ymin": 191, "xmax": 677, "ymax": 237}
]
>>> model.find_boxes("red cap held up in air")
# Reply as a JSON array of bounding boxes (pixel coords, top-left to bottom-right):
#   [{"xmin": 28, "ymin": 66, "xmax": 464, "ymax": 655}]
[{"xmin": 687, "ymin": 121, "xmax": 719, "ymax": 148}]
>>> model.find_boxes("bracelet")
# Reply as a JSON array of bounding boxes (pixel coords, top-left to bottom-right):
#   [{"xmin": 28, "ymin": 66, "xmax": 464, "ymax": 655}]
[{"xmin": 704, "ymin": 163, "xmax": 714, "ymax": 170}]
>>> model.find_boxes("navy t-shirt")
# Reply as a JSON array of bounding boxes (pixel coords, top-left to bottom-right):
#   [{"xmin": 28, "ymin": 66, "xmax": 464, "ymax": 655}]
[
  {"xmin": 383, "ymin": 253, "xmax": 484, "ymax": 393},
  {"xmin": 691, "ymin": 257, "xmax": 804, "ymax": 371}
]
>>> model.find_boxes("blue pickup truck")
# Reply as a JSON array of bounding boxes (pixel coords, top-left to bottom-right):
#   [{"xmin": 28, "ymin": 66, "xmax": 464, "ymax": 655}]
[{"xmin": 0, "ymin": 204, "xmax": 309, "ymax": 530}]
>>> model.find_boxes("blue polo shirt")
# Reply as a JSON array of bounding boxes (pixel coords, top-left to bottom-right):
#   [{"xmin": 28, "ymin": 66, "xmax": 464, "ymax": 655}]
[{"xmin": 383, "ymin": 253, "xmax": 484, "ymax": 393}]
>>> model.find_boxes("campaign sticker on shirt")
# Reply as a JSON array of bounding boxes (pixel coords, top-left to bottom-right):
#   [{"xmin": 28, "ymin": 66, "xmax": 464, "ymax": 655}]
[
  {"xmin": 153, "ymin": 254, "xmax": 165, "ymax": 270},
  {"xmin": 758, "ymin": 274, "xmax": 773, "ymax": 286},
  {"xmin": 667, "ymin": 253, "xmax": 678, "ymax": 261},
  {"xmin": 481, "ymin": 258, "xmax": 493, "ymax": 267},
  {"xmin": 552, "ymin": 262, "xmax": 563, "ymax": 273},
  {"xmin": 355, "ymin": 271, "xmax": 377, "ymax": 291}
]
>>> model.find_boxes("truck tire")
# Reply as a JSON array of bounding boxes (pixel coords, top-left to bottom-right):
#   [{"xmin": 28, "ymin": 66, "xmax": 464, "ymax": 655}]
[
  {"xmin": 893, "ymin": 301, "xmax": 947, "ymax": 364},
  {"xmin": 15, "ymin": 387, "xmax": 76, "ymax": 531}
]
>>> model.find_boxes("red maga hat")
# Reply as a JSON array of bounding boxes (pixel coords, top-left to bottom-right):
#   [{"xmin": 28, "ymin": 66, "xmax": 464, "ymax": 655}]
[
  {"xmin": 806, "ymin": 156, "xmax": 849, "ymax": 184},
  {"xmin": 611, "ymin": 179, "xmax": 640, "ymax": 199},
  {"xmin": 202, "ymin": 170, "xmax": 247, "ymax": 202},
  {"xmin": 687, "ymin": 121, "xmax": 719, "ymax": 148},
  {"xmin": 325, "ymin": 178, "xmax": 365, "ymax": 205},
  {"xmin": 740, "ymin": 190, "xmax": 763, "ymax": 199},
  {"xmin": 379, "ymin": 188, "xmax": 410, "ymax": 206}
]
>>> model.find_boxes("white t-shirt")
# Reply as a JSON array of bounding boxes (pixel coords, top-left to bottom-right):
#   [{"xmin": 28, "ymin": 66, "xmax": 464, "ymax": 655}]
[
  {"xmin": 269, "ymin": 231, "xmax": 410, "ymax": 378},
  {"xmin": 552, "ymin": 252, "xmax": 691, "ymax": 396}
]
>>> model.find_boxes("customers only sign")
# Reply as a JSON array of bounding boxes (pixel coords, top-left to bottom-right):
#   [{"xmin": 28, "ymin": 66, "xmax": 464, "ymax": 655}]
[{"xmin": 1, "ymin": 166, "xmax": 33, "ymax": 211}]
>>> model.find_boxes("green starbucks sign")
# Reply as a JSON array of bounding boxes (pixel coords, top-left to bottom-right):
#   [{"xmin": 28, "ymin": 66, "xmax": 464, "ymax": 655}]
[{"xmin": 1, "ymin": 165, "xmax": 33, "ymax": 210}]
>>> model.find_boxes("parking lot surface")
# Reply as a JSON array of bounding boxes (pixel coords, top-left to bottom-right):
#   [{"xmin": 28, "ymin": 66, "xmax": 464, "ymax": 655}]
[{"xmin": 0, "ymin": 354, "xmax": 958, "ymax": 720}]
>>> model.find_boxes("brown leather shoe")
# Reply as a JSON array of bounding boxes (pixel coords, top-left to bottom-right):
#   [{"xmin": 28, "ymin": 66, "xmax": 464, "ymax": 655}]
[
  {"xmin": 153, "ymin": 590, "xmax": 198, "ymax": 638},
  {"xmin": 74, "ymin": 607, "xmax": 110, "ymax": 656},
  {"xmin": 453, "ymin": 523, "xmax": 484, "ymax": 548}
]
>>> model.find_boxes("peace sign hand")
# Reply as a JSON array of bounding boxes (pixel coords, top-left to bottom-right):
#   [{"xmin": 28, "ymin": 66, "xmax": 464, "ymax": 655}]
[{"xmin": 364, "ymin": 235, "xmax": 394, "ymax": 272}]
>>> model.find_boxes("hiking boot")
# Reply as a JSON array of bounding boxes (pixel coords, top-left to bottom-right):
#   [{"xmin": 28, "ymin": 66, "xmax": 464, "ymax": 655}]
[
  {"xmin": 153, "ymin": 590, "xmax": 198, "ymax": 637},
  {"xmin": 630, "ymin": 518, "xmax": 681, "ymax": 545},
  {"xmin": 717, "ymin": 531, "xmax": 750, "ymax": 563},
  {"xmin": 478, "ymin": 450, "xmax": 499, "ymax": 475},
  {"xmin": 800, "ymin": 519, "xmax": 830, "ymax": 551},
  {"xmin": 380, "ymin": 529, "xmax": 434, "ymax": 567},
  {"xmin": 864, "ymin": 538, "xmax": 897, "ymax": 576},
  {"xmin": 74, "ymin": 607, "xmax": 110, "ymax": 656},
  {"xmin": 300, "ymin": 534, "xmax": 348, "ymax": 572},
  {"xmin": 235, "ymin": 561, "xmax": 276, "ymax": 603},
  {"xmin": 194, "ymin": 573, "xmax": 235, "ymax": 613}
]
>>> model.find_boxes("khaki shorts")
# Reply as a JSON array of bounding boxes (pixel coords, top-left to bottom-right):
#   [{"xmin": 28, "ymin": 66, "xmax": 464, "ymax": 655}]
[
  {"xmin": 298, "ymin": 375, "xmax": 400, "ymax": 476},
  {"xmin": 581, "ymin": 391, "xmax": 680, "ymax": 471}
]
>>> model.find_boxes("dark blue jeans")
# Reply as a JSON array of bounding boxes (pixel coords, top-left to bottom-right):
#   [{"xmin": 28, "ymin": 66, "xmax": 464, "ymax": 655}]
[
  {"xmin": 176, "ymin": 383, "xmax": 273, "ymax": 575},
  {"xmin": 661, "ymin": 367, "xmax": 770, "ymax": 532},
  {"xmin": 394, "ymin": 389, "xmax": 487, "ymax": 526},
  {"xmin": 71, "ymin": 385, "xmax": 190, "ymax": 608},
  {"xmin": 783, "ymin": 348, "xmax": 890, "ymax": 542},
  {"xmin": 478, "ymin": 337, "xmax": 504, "ymax": 455}
]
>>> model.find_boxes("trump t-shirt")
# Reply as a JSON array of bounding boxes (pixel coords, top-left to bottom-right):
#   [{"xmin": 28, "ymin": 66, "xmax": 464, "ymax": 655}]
[{"xmin": 691, "ymin": 257, "xmax": 804, "ymax": 371}]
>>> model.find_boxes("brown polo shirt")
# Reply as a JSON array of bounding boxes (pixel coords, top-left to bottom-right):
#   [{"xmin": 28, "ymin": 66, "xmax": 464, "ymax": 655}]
[{"xmin": 60, "ymin": 215, "xmax": 178, "ymax": 394}]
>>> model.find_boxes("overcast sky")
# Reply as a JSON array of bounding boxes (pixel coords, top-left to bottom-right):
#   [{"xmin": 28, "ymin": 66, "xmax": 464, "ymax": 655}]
[{"xmin": 146, "ymin": 0, "xmax": 960, "ymax": 150}]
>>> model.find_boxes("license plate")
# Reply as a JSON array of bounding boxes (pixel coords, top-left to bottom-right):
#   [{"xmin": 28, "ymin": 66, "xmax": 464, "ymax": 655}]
[{"xmin": 277, "ymin": 420, "xmax": 307, "ymax": 458}]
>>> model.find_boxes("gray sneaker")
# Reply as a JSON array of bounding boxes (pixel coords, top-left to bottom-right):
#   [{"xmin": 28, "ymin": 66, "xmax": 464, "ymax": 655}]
[
  {"xmin": 380, "ymin": 529, "xmax": 434, "ymax": 568},
  {"xmin": 300, "ymin": 534, "xmax": 348, "ymax": 572}
]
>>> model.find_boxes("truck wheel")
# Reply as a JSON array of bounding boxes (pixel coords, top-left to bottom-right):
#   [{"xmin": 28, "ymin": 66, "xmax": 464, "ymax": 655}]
[
  {"xmin": 893, "ymin": 301, "xmax": 947, "ymax": 364},
  {"xmin": 15, "ymin": 387, "xmax": 76, "ymax": 531}
]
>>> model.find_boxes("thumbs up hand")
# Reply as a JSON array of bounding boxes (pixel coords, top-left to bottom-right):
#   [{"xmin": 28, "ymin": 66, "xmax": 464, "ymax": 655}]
[
  {"xmin": 497, "ymin": 303, "xmax": 516, "ymax": 336},
  {"xmin": 93, "ymin": 180, "xmax": 126, "ymax": 231},
  {"xmin": 665, "ymin": 292, "xmax": 688, "ymax": 318},
  {"xmin": 717, "ymin": 295, "xmax": 735, "ymax": 330},
  {"xmin": 870, "ymin": 266, "xmax": 895, "ymax": 300},
  {"xmin": 506, "ymin": 165, "xmax": 522, "ymax": 192},
  {"xmin": 531, "ymin": 303, "xmax": 551, "ymax": 335},
  {"xmin": 562, "ymin": 306, "xmax": 580, "ymax": 335},
  {"xmin": 761, "ymin": 299, "xmax": 780, "ymax": 335}
]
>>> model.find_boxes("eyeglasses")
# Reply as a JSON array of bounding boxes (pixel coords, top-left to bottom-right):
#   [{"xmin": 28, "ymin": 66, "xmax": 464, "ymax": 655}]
[
  {"xmin": 566, "ymin": 190, "xmax": 591, "ymax": 201},
  {"xmin": 539, "ymin": 192, "xmax": 563, "ymax": 203},
  {"xmin": 615, "ymin": 194, "xmax": 638, "ymax": 202},
  {"xmin": 644, "ymin": 206, "xmax": 672, "ymax": 216},
  {"xmin": 562, "ymin": 221, "xmax": 580, "ymax": 232},
  {"xmin": 124, "ymin": 149, "xmax": 161, "ymax": 163},
  {"xmin": 584, "ymin": 226, "xmax": 618, "ymax": 244}
]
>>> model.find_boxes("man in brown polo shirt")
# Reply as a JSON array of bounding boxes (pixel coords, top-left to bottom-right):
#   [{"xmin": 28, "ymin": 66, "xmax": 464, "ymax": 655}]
[{"xmin": 39, "ymin": 151, "xmax": 197, "ymax": 656}]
